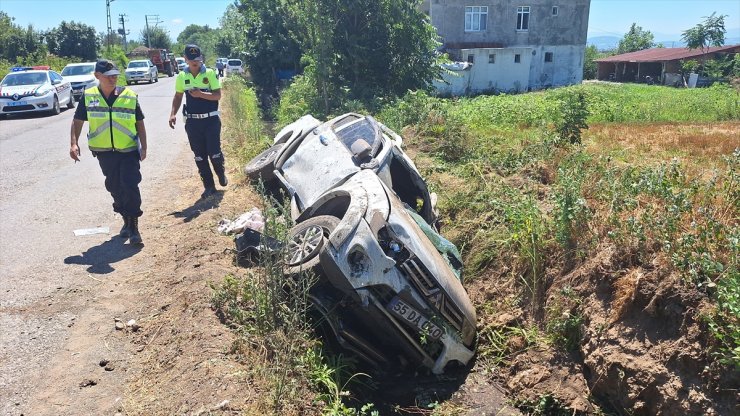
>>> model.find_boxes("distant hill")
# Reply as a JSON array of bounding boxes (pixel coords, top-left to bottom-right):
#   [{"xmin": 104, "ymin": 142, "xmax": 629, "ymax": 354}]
[
  {"xmin": 588, "ymin": 35, "xmax": 740, "ymax": 52},
  {"xmin": 587, "ymin": 36, "xmax": 619, "ymax": 51}
]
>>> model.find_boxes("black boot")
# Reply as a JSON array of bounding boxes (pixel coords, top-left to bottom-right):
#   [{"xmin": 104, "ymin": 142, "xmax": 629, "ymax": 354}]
[
  {"xmin": 128, "ymin": 216, "xmax": 142, "ymax": 245},
  {"xmin": 119, "ymin": 216, "xmax": 131, "ymax": 238},
  {"xmin": 212, "ymin": 156, "xmax": 228, "ymax": 187},
  {"xmin": 200, "ymin": 187, "xmax": 217, "ymax": 199},
  {"xmin": 216, "ymin": 170, "xmax": 228, "ymax": 187},
  {"xmin": 196, "ymin": 158, "xmax": 217, "ymax": 198}
]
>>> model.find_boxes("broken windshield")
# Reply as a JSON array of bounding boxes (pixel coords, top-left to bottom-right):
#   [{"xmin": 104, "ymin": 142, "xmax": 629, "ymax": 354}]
[{"xmin": 333, "ymin": 117, "xmax": 380, "ymax": 155}]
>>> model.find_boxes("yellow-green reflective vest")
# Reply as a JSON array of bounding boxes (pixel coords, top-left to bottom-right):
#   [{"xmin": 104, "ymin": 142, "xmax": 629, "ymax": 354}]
[{"xmin": 84, "ymin": 86, "xmax": 138, "ymax": 152}]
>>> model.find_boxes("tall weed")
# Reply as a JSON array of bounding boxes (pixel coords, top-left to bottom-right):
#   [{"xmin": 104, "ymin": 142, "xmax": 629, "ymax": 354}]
[{"xmin": 221, "ymin": 77, "xmax": 270, "ymax": 165}]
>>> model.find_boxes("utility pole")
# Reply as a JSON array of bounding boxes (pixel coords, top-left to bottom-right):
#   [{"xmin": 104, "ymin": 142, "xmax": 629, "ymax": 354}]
[
  {"xmin": 118, "ymin": 14, "xmax": 130, "ymax": 50},
  {"xmin": 144, "ymin": 15, "xmax": 163, "ymax": 49},
  {"xmin": 106, "ymin": 0, "xmax": 116, "ymax": 52}
]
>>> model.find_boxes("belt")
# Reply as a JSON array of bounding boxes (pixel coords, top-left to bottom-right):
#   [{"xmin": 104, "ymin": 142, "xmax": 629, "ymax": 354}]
[{"xmin": 186, "ymin": 111, "xmax": 220, "ymax": 119}]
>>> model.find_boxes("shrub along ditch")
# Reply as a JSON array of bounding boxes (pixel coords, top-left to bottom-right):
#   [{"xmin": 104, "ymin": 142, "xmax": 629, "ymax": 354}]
[{"xmin": 218, "ymin": 79, "xmax": 739, "ymax": 413}]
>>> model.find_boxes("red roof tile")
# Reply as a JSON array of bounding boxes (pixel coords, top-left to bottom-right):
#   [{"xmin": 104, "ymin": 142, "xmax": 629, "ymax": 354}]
[{"xmin": 595, "ymin": 45, "xmax": 740, "ymax": 63}]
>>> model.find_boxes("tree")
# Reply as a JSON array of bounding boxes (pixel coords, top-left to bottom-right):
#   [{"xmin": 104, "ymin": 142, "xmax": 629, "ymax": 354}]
[
  {"xmin": 287, "ymin": 0, "xmax": 440, "ymax": 112},
  {"xmin": 617, "ymin": 23, "xmax": 655, "ymax": 54},
  {"xmin": 0, "ymin": 12, "xmax": 46, "ymax": 61},
  {"xmin": 100, "ymin": 31, "xmax": 123, "ymax": 51},
  {"xmin": 682, "ymin": 13, "xmax": 727, "ymax": 76},
  {"xmin": 176, "ymin": 24, "xmax": 212, "ymax": 44},
  {"xmin": 140, "ymin": 26, "xmax": 172, "ymax": 50},
  {"xmin": 220, "ymin": 1, "xmax": 302, "ymax": 97},
  {"xmin": 583, "ymin": 45, "xmax": 598, "ymax": 79},
  {"xmin": 175, "ymin": 25, "xmax": 217, "ymax": 61},
  {"xmin": 46, "ymin": 21, "xmax": 98, "ymax": 60},
  {"xmin": 682, "ymin": 12, "xmax": 727, "ymax": 53}
]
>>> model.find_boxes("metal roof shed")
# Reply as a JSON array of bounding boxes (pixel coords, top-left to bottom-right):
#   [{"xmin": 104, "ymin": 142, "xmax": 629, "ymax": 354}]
[{"xmin": 594, "ymin": 45, "xmax": 740, "ymax": 85}]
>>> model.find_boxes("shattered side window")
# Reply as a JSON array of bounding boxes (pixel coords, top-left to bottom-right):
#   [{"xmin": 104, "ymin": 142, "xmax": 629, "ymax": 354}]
[{"xmin": 334, "ymin": 118, "xmax": 379, "ymax": 154}]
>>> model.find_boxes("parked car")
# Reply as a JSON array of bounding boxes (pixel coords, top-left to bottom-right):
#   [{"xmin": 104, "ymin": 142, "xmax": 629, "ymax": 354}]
[
  {"xmin": 175, "ymin": 57, "xmax": 187, "ymax": 72},
  {"xmin": 61, "ymin": 62, "xmax": 98, "ymax": 100},
  {"xmin": 0, "ymin": 66, "xmax": 75, "ymax": 117},
  {"xmin": 225, "ymin": 58, "xmax": 244, "ymax": 75},
  {"xmin": 124, "ymin": 60, "xmax": 158, "ymax": 85},
  {"xmin": 244, "ymin": 114, "xmax": 477, "ymax": 374}
]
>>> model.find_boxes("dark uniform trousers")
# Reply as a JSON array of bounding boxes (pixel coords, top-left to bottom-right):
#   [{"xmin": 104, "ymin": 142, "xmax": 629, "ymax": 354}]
[
  {"xmin": 184, "ymin": 116, "xmax": 225, "ymax": 188},
  {"xmin": 96, "ymin": 150, "xmax": 143, "ymax": 217}
]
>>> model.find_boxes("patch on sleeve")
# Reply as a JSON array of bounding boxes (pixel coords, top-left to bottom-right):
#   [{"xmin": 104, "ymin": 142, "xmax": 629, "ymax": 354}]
[{"xmin": 203, "ymin": 77, "xmax": 209, "ymax": 84}]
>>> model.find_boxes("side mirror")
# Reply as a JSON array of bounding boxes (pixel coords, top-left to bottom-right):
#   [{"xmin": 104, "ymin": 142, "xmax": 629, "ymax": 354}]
[{"xmin": 52, "ymin": 79, "xmax": 62, "ymax": 85}]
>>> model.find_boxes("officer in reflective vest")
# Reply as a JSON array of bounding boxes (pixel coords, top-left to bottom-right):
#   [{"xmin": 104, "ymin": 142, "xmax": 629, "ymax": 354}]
[
  {"xmin": 69, "ymin": 59, "xmax": 148, "ymax": 244},
  {"xmin": 168, "ymin": 44, "xmax": 226, "ymax": 200}
]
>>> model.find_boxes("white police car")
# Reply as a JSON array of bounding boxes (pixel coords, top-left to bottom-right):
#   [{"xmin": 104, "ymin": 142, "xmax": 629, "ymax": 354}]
[
  {"xmin": 0, "ymin": 66, "xmax": 74, "ymax": 117},
  {"xmin": 61, "ymin": 62, "xmax": 99, "ymax": 100}
]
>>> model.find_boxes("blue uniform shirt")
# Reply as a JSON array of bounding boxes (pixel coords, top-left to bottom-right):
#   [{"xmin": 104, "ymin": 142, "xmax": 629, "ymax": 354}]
[{"xmin": 175, "ymin": 64, "xmax": 220, "ymax": 115}]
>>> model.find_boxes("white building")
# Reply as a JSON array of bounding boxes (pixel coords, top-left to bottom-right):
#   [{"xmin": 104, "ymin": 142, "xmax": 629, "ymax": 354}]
[{"xmin": 424, "ymin": 1, "xmax": 591, "ymax": 94}]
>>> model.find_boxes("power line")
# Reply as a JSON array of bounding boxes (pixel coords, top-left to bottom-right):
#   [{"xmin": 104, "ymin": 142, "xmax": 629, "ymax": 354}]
[
  {"xmin": 118, "ymin": 14, "xmax": 130, "ymax": 49},
  {"xmin": 144, "ymin": 15, "xmax": 163, "ymax": 48},
  {"xmin": 106, "ymin": 0, "xmax": 116, "ymax": 51}
]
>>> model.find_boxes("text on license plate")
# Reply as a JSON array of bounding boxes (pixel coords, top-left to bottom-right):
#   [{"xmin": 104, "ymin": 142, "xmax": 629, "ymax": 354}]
[
  {"xmin": 7, "ymin": 101, "xmax": 27, "ymax": 106},
  {"xmin": 387, "ymin": 298, "xmax": 444, "ymax": 341}
]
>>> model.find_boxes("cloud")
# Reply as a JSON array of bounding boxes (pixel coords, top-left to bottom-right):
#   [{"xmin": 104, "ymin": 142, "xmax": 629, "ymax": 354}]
[{"xmin": 172, "ymin": 18, "xmax": 183, "ymax": 25}]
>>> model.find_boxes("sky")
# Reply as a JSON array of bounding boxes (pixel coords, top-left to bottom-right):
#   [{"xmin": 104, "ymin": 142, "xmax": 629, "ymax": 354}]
[
  {"xmin": 0, "ymin": 0, "xmax": 233, "ymax": 43},
  {"xmin": 0, "ymin": 0, "xmax": 738, "ymax": 43},
  {"xmin": 589, "ymin": 0, "xmax": 740, "ymax": 40}
]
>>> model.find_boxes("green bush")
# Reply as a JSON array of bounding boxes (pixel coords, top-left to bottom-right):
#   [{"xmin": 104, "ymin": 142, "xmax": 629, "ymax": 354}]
[
  {"xmin": 274, "ymin": 74, "xmax": 324, "ymax": 128},
  {"xmin": 553, "ymin": 90, "xmax": 589, "ymax": 145}
]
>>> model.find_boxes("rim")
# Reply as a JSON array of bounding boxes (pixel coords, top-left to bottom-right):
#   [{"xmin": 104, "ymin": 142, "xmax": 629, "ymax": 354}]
[
  {"xmin": 255, "ymin": 147, "xmax": 279, "ymax": 166},
  {"xmin": 286, "ymin": 225, "xmax": 324, "ymax": 266}
]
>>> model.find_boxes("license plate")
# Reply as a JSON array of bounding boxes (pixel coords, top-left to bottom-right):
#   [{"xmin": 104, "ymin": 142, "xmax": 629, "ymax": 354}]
[
  {"xmin": 7, "ymin": 101, "xmax": 27, "ymax": 107},
  {"xmin": 387, "ymin": 298, "xmax": 444, "ymax": 341}
]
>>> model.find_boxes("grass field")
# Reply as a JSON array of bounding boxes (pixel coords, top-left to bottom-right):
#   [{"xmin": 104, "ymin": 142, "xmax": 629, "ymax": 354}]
[{"xmin": 218, "ymin": 80, "xmax": 739, "ymax": 414}]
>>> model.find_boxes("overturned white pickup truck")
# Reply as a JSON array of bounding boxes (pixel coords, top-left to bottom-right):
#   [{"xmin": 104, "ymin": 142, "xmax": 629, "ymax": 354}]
[{"xmin": 245, "ymin": 113, "xmax": 476, "ymax": 374}]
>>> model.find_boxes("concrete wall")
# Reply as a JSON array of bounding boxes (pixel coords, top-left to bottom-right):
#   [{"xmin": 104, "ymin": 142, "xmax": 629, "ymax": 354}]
[
  {"xmin": 427, "ymin": 0, "xmax": 590, "ymax": 94},
  {"xmin": 433, "ymin": 47, "xmax": 532, "ymax": 95},
  {"xmin": 429, "ymin": 0, "xmax": 590, "ymax": 47},
  {"xmin": 527, "ymin": 45, "xmax": 585, "ymax": 89}
]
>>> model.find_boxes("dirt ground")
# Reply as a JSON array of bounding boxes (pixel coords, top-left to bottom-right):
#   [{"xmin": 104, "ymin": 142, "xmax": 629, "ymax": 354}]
[
  {"xmin": 5, "ymin": 148, "xmax": 518, "ymax": 415},
  {"xmin": 6, "ymin": 107, "xmax": 735, "ymax": 415}
]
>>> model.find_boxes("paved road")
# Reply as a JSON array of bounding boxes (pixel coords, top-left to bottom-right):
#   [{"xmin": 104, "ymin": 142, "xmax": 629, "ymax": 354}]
[{"xmin": 0, "ymin": 76, "xmax": 189, "ymax": 415}]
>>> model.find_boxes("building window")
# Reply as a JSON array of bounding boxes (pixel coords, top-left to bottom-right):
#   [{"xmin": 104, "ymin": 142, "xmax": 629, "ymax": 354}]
[
  {"xmin": 552, "ymin": 6, "xmax": 559, "ymax": 16},
  {"xmin": 489, "ymin": 54, "xmax": 496, "ymax": 64},
  {"xmin": 517, "ymin": 6, "xmax": 530, "ymax": 31},
  {"xmin": 545, "ymin": 52, "xmax": 553, "ymax": 62},
  {"xmin": 465, "ymin": 6, "xmax": 488, "ymax": 32},
  {"xmin": 514, "ymin": 54, "xmax": 521, "ymax": 63},
  {"xmin": 467, "ymin": 54, "xmax": 475, "ymax": 63}
]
